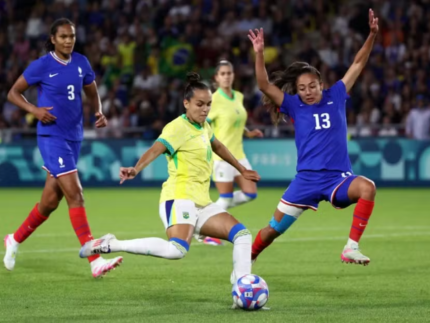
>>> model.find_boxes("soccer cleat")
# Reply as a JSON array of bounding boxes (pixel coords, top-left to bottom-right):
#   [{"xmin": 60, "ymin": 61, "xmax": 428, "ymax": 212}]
[
  {"xmin": 79, "ymin": 233, "xmax": 116, "ymax": 258},
  {"xmin": 203, "ymin": 237, "xmax": 224, "ymax": 246},
  {"xmin": 3, "ymin": 234, "xmax": 19, "ymax": 271},
  {"xmin": 341, "ymin": 242, "xmax": 370, "ymax": 265},
  {"xmin": 90, "ymin": 256, "xmax": 123, "ymax": 278}
]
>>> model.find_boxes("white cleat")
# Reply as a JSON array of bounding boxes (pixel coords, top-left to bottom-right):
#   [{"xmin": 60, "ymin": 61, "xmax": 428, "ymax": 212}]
[
  {"xmin": 90, "ymin": 256, "xmax": 123, "ymax": 278},
  {"xmin": 79, "ymin": 233, "xmax": 116, "ymax": 258},
  {"xmin": 3, "ymin": 234, "xmax": 19, "ymax": 271},
  {"xmin": 341, "ymin": 242, "xmax": 370, "ymax": 266}
]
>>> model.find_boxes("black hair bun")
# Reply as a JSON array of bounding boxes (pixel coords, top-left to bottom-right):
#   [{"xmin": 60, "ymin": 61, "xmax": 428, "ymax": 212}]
[{"xmin": 186, "ymin": 72, "xmax": 201, "ymax": 84}]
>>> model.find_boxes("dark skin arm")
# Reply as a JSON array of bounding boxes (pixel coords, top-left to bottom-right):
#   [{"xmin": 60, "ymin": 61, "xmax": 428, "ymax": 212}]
[
  {"xmin": 7, "ymin": 75, "xmax": 56, "ymax": 123},
  {"xmin": 119, "ymin": 141, "xmax": 167, "ymax": 184},
  {"xmin": 83, "ymin": 81, "xmax": 107, "ymax": 128}
]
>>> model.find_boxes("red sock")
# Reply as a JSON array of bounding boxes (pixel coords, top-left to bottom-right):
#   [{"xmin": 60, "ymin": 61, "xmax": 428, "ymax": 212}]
[
  {"xmin": 14, "ymin": 204, "xmax": 48, "ymax": 243},
  {"xmin": 69, "ymin": 207, "xmax": 100, "ymax": 263},
  {"xmin": 350, "ymin": 198, "xmax": 374, "ymax": 242},
  {"xmin": 251, "ymin": 230, "xmax": 273, "ymax": 260}
]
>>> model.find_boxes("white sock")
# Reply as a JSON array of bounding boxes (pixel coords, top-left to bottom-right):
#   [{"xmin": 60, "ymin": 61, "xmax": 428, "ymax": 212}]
[
  {"xmin": 232, "ymin": 234, "xmax": 252, "ymax": 281},
  {"xmin": 347, "ymin": 238, "xmax": 358, "ymax": 248},
  {"xmin": 110, "ymin": 238, "xmax": 186, "ymax": 259},
  {"xmin": 230, "ymin": 191, "xmax": 254, "ymax": 208},
  {"xmin": 215, "ymin": 197, "xmax": 232, "ymax": 209}
]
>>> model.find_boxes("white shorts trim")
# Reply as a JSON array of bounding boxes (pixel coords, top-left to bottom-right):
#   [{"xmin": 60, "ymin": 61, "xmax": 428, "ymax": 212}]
[
  {"xmin": 213, "ymin": 158, "xmax": 252, "ymax": 182},
  {"xmin": 159, "ymin": 200, "xmax": 226, "ymax": 235},
  {"xmin": 280, "ymin": 199, "xmax": 317, "ymax": 211}
]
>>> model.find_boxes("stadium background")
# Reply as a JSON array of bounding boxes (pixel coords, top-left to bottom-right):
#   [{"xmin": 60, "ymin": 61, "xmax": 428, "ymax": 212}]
[
  {"xmin": 1, "ymin": 0, "xmax": 430, "ymax": 187},
  {"xmin": 0, "ymin": 1, "xmax": 430, "ymax": 322}
]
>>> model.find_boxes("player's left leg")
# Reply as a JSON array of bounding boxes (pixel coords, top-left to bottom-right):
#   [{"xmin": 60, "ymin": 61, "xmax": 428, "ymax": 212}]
[
  {"xmin": 56, "ymin": 171, "xmax": 122, "ymax": 277},
  {"xmin": 4, "ymin": 174, "xmax": 63, "ymax": 271},
  {"xmin": 197, "ymin": 207, "xmax": 252, "ymax": 284},
  {"xmin": 231, "ymin": 158, "xmax": 258, "ymax": 208},
  {"xmin": 332, "ymin": 176, "xmax": 376, "ymax": 265}
]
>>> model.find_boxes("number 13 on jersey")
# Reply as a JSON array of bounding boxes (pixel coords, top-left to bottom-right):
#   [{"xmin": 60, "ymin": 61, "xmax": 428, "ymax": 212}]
[{"xmin": 313, "ymin": 113, "xmax": 331, "ymax": 130}]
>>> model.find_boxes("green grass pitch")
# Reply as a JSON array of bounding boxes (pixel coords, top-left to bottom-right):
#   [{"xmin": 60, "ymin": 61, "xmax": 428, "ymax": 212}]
[{"xmin": 1, "ymin": 188, "xmax": 430, "ymax": 323}]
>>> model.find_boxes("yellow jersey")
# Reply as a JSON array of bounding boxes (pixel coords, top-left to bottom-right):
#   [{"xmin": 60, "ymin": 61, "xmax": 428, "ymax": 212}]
[
  {"xmin": 157, "ymin": 115, "xmax": 215, "ymax": 207},
  {"xmin": 208, "ymin": 89, "xmax": 247, "ymax": 161}
]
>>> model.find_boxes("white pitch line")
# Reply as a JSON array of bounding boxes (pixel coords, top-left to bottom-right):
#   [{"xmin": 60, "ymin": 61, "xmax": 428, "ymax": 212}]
[
  {"xmin": 0, "ymin": 231, "xmax": 429, "ymax": 256},
  {"xmin": 1, "ymin": 225, "xmax": 429, "ymax": 239}
]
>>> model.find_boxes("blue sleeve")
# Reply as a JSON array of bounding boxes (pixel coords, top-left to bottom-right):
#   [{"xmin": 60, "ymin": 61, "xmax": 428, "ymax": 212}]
[
  {"xmin": 330, "ymin": 80, "xmax": 348, "ymax": 101},
  {"xmin": 280, "ymin": 93, "xmax": 297, "ymax": 119},
  {"xmin": 82, "ymin": 56, "xmax": 95, "ymax": 86},
  {"xmin": 23, "ymin": 59, "xmax": 43, "ymax": 86}
]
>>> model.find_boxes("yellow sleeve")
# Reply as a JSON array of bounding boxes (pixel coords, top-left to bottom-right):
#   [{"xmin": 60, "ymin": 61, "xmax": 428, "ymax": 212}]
[
  {"xmin": 205, "ymin": 122, "xmax": 215, "ymax": 142},
  {"xmin": 207, "ymin": 101, "xmax": 219, "ymax": 123},
  {"xmin": 156, "ymin": 121, "xmax": 187, "ymax": 155}
]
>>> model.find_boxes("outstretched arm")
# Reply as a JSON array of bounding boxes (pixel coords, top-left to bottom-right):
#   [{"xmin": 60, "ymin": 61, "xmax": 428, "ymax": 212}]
[
  {"xmin": 342, "ymin": 9, "xmax": 379, "ymax": 92},
  {"xmin": 119, "ymin": 141, "xmax": 167, "ymax": 184},
  {"xmin": 248, "ymin": 28, "xmax": 284, "ymax": 107},
  {"xmin": 211, "ymin": 138, "xmax": 260, "ymax": 182}
]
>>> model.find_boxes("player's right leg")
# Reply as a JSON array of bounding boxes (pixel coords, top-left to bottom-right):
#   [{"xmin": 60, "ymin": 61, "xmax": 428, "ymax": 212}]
[
  {"xmin": 251, "ymin": 203, "xmax": 304, "ymax": 261},
  {"xmin": 79, "ymin": 200, "xmax": 195, "ymax": 260},
  {"xmin": 251, "ymin": 176, "xmax": 316, "ymax": 261},
  {"xmin": 4, "ymin": 174, "xmax": 62, "ymax": 271}
]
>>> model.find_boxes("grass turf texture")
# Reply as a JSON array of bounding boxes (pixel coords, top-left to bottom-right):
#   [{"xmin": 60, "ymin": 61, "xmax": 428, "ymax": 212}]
[{"xmin": 1, "ymin": 188, "xmax": 429, "ymax": 323}]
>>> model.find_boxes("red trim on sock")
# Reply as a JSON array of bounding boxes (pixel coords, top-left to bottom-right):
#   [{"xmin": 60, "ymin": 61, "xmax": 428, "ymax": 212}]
[
  {"xmin": 69, "ymin": 207, "xmax": 100, "ymax": 262},
  {"xmin": 350, "ymin": 198, "xmax": 374, "ymax": 242},
  {"xmin": 14, "ymin": 204, "xmax": 48, "ymax": 243},
  {"xmin": 251, "ymin": 230, "xmax": 273, "ymax": 260}
]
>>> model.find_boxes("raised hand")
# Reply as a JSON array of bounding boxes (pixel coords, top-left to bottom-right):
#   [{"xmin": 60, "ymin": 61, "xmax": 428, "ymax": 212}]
[
  {"xmin": 119, "ymin": 167, "xmax": 137, "ymax": 184},
  {"xmin": 241, "ymin": 169, "xmax": 261, "ymax": 182},
  {"xmin": 33, "ymin": 107, "xmax": 57, "ymax": 124},
  {"xmin": 369, "ymin": 9, "xmax": 379, "ymax": 34},
  {"xmin": 248, "ymin": 28, "xmax": 265, "ymax": 53},
  {"xmin": 95, "ymin": 111, "xmax": 107, "ymax": 128}
]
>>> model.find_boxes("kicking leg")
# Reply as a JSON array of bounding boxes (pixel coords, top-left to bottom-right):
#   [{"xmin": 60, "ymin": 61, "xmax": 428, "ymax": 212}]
[
  {"xmin": 4, "ymin": 174, "xmax": 62, "ymax": 271},
  {"xmin": 80, "ymin": 224, "xmax": 193, "ymax": 260}
]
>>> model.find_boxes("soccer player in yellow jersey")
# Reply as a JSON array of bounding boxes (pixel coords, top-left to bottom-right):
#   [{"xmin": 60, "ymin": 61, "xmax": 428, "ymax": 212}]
[
  {"xmin": 79, "ymin": 73, "xmax": 261, "ymax": 288},
  {"xmin": 203, "ymin": 60, "xmax": 263, "ymax": 246}
]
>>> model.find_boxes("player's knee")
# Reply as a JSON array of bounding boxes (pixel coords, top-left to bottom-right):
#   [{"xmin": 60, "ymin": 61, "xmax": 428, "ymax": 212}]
[
  {"xmin": 40, "ymin": 195, "xmax": 62, "ymax": 215},
  {"xmin": 168, "ymin": 238, "xmax": 190, "ymax": 259},
  {"xmin": 243, "ymin": 192, "xmax": 257, "ymax": 201},
  {"xmin": 269, "ymin": 204, "xmax": 304, "ymax": 235},
  {"xmin": 67, "ymin": 190, "xmax": 85, "ymax": 207},
  {"xmin": 359, "ymin": 178, "xmax": 376, "ymax": 200},
  {"xmin": 228, "ymin": 223, "xmax": 251, "ymax": 243}
]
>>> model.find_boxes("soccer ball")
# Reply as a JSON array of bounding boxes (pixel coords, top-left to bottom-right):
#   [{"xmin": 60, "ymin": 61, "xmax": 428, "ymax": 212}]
[{"xmin": 232, "ymin": 274, "xmax": 269, "ymax": 310}]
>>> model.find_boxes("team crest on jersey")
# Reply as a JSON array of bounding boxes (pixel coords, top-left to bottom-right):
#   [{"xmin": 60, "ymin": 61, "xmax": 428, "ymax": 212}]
[
  {"xmin": 78, "ymin": 67, "xmax": 83, "ymax": 77},
  {"xmin": 182, "ymin": 212, "xmax": 189, "ymax": 219}
]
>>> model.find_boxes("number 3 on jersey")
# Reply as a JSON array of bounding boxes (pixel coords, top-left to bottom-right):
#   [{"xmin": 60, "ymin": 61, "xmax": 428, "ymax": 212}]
[
  {"xmin": 313, "ymin": 113, "xmax": 331, "ymax": 130},
  {"xmin": 67, "ymin": 85, "xmax": 75, "ymax": 100}
]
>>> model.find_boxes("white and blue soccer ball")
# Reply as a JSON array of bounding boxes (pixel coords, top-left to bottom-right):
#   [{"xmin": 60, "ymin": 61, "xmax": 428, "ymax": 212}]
[{"xmin": 232, "ymin": 274, "xmax": 269, "ymax": 310}]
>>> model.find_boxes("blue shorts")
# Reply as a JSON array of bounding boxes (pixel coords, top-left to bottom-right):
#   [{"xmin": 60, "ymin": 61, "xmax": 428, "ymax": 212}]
[
  {"xmin": 281, "ymin": 170, "xmax": 357, "ymax": 211},
  {"xmin": 38, "ymin": 135, "xmax": 81, "ymax": 178}
]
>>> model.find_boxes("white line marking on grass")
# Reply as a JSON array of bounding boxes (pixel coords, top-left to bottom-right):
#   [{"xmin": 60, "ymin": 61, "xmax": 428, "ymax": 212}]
[
  {"xmin": 1, "ymin": 232, "xmax": 429, "ymax": 255},
  {"xmin": 2, "ymin": 226, "xmax": 429, "ymax": 239}
]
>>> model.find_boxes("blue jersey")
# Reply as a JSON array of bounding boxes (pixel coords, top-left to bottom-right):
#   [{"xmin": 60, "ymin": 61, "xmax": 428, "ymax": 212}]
[
  {"xmin": 280, "ymin": 80, "xmax": 351, "ymax": 173},
  {"xmin": 23, "ymin": 51, "xmax": 95, "ymax": 141}
]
